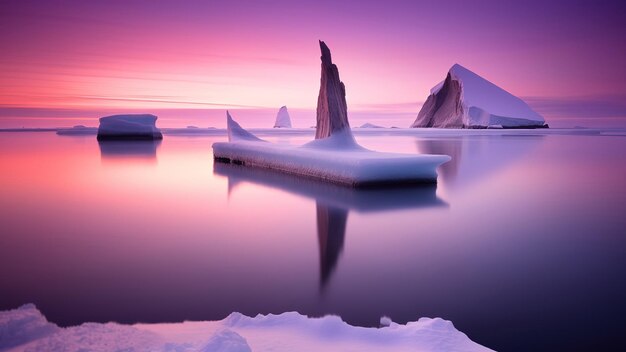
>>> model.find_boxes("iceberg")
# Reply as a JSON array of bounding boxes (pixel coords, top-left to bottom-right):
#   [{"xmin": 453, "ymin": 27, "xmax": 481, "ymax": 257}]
[
  {"xmin": 273, "ymin": 106, "xmax": 292, "ymax": 128},
  {"xmin": 213, "ymin": 41, "xmax": 450, "ymax": 187},
  {"xmin": 1, "ymin": 304, "xmax": 493, "ymax": 352},
  {"xmin": 56, "ymin": 125, "xmax": 98, "ymax": 135},
  {"xmin": 359, "ymin": 122, "xmax": 384, "ymax": 128},
  {"xmin": 96, "ymin": 114, "xmax": 163, "ymax": 141},
  {"xmin": 411, "ymin": 64, "xmax": 548, "ymax": 129}
]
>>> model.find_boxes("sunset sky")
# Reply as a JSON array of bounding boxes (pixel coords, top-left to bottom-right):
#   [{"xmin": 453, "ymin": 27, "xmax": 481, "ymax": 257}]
[{"xmin": 1, "ymin": 0, "xmax": 625, "ymax": 127}]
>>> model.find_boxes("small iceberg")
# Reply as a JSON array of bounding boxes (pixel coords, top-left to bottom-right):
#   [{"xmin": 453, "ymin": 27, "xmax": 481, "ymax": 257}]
[
  {"xmin": 273, "ymin": 106, "xmax": 292, "ymax": 128},
  {"xmin": 96, "ymin": 114, "xmax": 163, "ymax": 141},
  {"xmin": 213, "ymin": 41, "xmax": 450, "ymax": 187},
  {"xmin": 359, "ymin": 122, "xmax": 384, "ymax": 128},
  {"xmin": 411, "ymin": 64, "xmax": 548, "ymax": 129},
  {"xmin": 56, "ymin": 125, "xmax": 97, "ymax": 136}
]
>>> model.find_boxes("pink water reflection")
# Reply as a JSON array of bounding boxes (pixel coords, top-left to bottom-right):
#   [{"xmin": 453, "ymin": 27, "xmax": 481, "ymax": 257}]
[{"xmin": 0, "ymin": 131, "xmax": 625, "ymax": 351}]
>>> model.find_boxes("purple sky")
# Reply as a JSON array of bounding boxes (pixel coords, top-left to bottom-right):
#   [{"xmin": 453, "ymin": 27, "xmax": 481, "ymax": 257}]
[{"xmin": 1, "ymin": 0, "xmax": 625, "ymax": 127}]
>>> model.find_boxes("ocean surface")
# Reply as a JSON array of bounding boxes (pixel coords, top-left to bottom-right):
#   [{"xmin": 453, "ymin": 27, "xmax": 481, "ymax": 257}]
[{"xmin": 1, "ymin": 129, "xmax": 625, "ymax": 351}]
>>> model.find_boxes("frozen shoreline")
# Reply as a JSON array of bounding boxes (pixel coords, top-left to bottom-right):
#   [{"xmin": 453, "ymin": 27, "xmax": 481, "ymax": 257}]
[{"xmin": 1, "ymin": 304, "xmax": 493, "ymax": 352}]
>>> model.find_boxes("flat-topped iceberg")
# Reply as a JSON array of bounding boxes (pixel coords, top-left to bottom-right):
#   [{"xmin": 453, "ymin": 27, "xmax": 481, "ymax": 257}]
[
  {"xmin": 213, "ymin": 41, "xmax": 450, "ymax": 187},
  {"xmin": 97, "ymin": 114, "xmax": 163, "ymax": 141},
  {"xmin": 0, "ymin": 304, "xmax": 493, "ymax": 352},
  {"xmin": 411, "ymin": 64, "xmax": 548, "ymax": 129},
  {"xmin": 273, "ymin": 106, "xmax": 292, "ymax": 128}
]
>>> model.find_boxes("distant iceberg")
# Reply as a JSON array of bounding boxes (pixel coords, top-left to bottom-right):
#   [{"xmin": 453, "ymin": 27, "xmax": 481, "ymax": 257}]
[
  {"xmin": 273, "ymin": 106, "xmax": 292, "ymax": 128},
  {"xmin": 359, "ymin": 123, "xmax": 384, "ymax": 128},
  {"xmin": 411, "ymin": 64, "xmax": 548, "ymax": 129},
  {"xmin": 56, "ymin": 125, "xmax": 97, "ymax": 136},
  {"xmin": 97, "ymin": 114, "xmax": 163, "ymax": 141},
  {"xmin": 213, "ymin": 41, "xmax": 450, "ymax": 187},
  {"xmin": 0, "ymin": 304, "xmax": 493, "ymax": 352}
]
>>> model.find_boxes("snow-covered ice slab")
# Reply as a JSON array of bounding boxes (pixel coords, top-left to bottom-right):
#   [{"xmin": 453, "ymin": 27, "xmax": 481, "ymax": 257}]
[
  {"xmin": 213, "ymin": 113, "xmax": 450, "ymax": 187},
  {"xmin": 213, "ymin": 41, "xmax": 450, "ymax": 187},
  {"xmin": 1, "ymin": 304, "xmax": 494, "ymax": 352},
  {"xmin": 97, "ymin": 114, "xmax": 163, "ymax": 141}
]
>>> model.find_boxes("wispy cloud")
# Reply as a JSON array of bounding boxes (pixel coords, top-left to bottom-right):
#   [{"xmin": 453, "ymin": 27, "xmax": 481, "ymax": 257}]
[
  {"xmin": 524, "ymin": 95, "xmax": 626, "ymax": 118},
  {"xmin": 72, "ymin": 96, "xmax": 268, "ymax": 108},
  {"xmin": 351, "ymin": 101, "xmax": 422, "ymax": 112}
]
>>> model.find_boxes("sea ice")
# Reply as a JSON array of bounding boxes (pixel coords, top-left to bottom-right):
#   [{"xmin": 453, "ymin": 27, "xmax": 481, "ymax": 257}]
[
  {"xmin": 213, "ymin": 41, "xmax": 450, "ymax": 187},
  {"xmin": 214, "ymin": 113, "xmax": 449, "ymax": 186},
  {"xmin": 0, "ymin": 304, "xmax": 493, "ymax": 352},
  {"xmin": 97, "ymin": 114, "xmax": 163, "ymax": 140},
  {"xmin": 273, "ymin": 106, "xmax": 292, "ymax": 128},
  {"xmin": 0, "ymin": 304, "xmax": 59, "ymax": 350},
  {"xmin": 411, "ymin": 64, "xmax": 548, "ymax": 129}
]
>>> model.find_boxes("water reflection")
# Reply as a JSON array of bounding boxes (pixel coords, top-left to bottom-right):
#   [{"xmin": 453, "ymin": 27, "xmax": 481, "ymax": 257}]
[
  {"xmin": 214, "ymin": 162, "xmax": 446, "ymax": 289},
  {"xmin": 316, "ymin": 204, "xmax": 347, "ymax": 288},
  {"xmin": 417, "ymin": 138, "xmax": 463, "ymax": 184},
  {"xmin": 98, "ymin": 140, "xmax": 161, "ymax": 162},
  {"xmin": 417, "ymin": 136, "xmax": 543, "ymax": 189}
]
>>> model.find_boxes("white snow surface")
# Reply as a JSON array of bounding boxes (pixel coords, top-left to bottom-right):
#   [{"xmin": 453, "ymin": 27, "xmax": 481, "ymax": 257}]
[
  {"xmin": 434, "ymin": 64, "xmax": 545, "ymax": 127},
  {"xmin": 273, "ymin": 106, "xmax": 292, "ymax": 128},
  {"xmin": 1, "ymin": 304, "xmax": 493, "ymax": 352},
  {"xmin": 214, "ymin": 112, "xmax": 450, "ymax": 186}
]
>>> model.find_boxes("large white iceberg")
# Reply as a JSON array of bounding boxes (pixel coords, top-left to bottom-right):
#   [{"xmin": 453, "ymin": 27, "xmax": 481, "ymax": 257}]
[
  {"xmin": 0, "ymin": 304, "xmax": 493, "ymax": 352},
  {"xmin": 411, "ymin": 64, "xmax": 548, "ymax": 129},
  {"xmin": 97, "ymin": 114, "xmax": 163, "ymax": 140},
  {"xmin": 273, "ymin": 106, "xmax": 292, "ymax": 128},
  {"xmin": 213, "ymin": 41, "xmax": 450, "ymax": 187}
]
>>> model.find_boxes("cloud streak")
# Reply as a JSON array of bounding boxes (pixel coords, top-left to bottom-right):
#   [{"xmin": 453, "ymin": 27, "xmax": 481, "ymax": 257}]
[{"xmin": 524, "ymin": 95, "xmax": 626, "ymax": 119}]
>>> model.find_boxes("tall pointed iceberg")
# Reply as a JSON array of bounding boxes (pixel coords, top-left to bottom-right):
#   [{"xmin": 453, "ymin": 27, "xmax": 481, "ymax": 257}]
[
  {"xmin": 316, "ymin": 41, "xmax": 350, "ymax": 139},
  {"xmin": 212, "ymin": 42, "xmax": 450, "ymax": 187},
  {"xmin": 273, "ymin": 106, "xmax": 292, "ymax": 128},
  {"xmin": 411, "ymin": 64, "xmax": 547, "ymax": 129}
]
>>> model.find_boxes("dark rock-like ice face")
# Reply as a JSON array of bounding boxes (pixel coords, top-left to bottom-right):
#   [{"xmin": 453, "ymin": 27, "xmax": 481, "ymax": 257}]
[
  {"xmin": 412, "ymin": 73, "xmax": 464, "ymax": 128},
  {"xmin": 412, "ymin": 64, "xmax": 547, "ymax": 129},
  {"xmin": 315, "ymin": 41, "xmax": 350, "ymax": 139}
]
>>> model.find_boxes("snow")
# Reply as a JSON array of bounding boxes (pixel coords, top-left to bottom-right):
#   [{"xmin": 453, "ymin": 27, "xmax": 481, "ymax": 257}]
[
  {"xmin": 0, "ymin": 304, "xmax": 59, "ymax": 350},
  {"xmin": 1, "ymin": 304, "xmax": 493, "ymax": 352},
  {"xmin": 97, "ymin": 114, "xmax": 163, "ymax": 140},
  {"xmin": 418, "ymin": 64, "xmax": 546, "ymax": 128},
  {"xmin": 56, "ymin": 125, "xmax": 98, "ymax": 135},
  {"xmin": 214, "ymin": 112, "xmax": 450, "ymax": 187},
  {"xmin": 449, "ymin": 64, "xmax": 545, "ymax": 127},
  {"xmin": 273, "ymin": 106, "xmax": 292, "ymax": 128}
]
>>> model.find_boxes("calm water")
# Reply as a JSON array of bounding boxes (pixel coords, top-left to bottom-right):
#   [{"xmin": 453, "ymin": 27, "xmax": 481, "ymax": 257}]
[{"xmin": 1, "ymin": 130, "xmax": 625, "ymax": 351}]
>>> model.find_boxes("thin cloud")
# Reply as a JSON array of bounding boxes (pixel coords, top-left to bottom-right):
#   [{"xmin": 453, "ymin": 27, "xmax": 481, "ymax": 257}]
[{"xmin": 524, "ymin": 95, "xmax": 626, "ymax": 118}]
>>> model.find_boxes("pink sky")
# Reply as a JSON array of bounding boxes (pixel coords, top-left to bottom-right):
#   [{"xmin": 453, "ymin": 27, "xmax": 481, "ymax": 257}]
[{"xmin": 1, "ymin": 0, "xmax": 625, "ymax": 127}]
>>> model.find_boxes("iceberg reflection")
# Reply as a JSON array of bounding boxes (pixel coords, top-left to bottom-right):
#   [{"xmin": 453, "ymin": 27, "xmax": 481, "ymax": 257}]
[
  {"xmin": 214, "ymin": 162, "xmax": 446, "ymax": 290},
  {"xmin": 417, "ymin": 135, "xmax": 543, "ymax": 189},
  {"xmin": 98, "ymin": 140, "xmax": 161, "ymax": 162}
]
